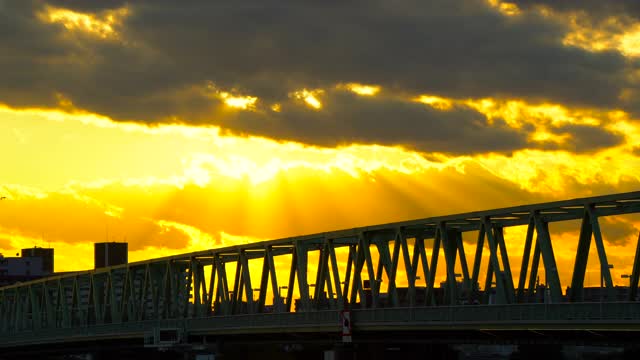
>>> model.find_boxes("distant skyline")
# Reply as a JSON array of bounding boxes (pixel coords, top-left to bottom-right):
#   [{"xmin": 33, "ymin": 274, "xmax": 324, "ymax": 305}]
[{"xmin": 1, "ymin": 1, "xmax": 639, "ymax": 287}]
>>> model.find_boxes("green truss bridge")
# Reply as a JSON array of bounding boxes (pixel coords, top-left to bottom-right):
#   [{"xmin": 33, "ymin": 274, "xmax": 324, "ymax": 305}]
[{"xmin": 2, "ymin": 191, "xmax": 640, "ymax": 355}]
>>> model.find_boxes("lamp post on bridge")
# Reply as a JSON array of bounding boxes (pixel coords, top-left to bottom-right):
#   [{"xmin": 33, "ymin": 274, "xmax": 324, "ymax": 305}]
[{"xmin": 277, "ymin": 286, "xmax": 288, "ymax": 311}]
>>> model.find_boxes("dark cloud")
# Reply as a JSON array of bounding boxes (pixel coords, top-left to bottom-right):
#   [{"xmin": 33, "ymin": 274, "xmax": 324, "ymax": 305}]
[
  {"xmin": 214, "ymin": 91, "xmax": 623, "ymax": 154},
  {"xmin": 511, "ymin": 1, "xmax": 640, "ymax": 20},
  {"xmin": 112, "ymin": 0, "xmax": 629, "ymax": 108},
  {"xmin": 218, "ymin": 91, "xmax": 532, "ymax": 154},
  {"xmin": 551, "ymin": 124, "xmax": 625, "ymax": 153},
  {"xmin": 43, "ymin": 0, "xmax": 129, "ymax": 12},
  {"xmin": 0, "ymin": 0, "xmax": 635, "ymax": 154},
  {"xmin": 600, "ymin": 217, "xmax": 639, "ymax": 246}
]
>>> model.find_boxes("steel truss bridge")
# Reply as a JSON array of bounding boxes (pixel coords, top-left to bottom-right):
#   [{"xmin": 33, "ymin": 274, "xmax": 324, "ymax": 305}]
[{"xmin": 3, "ymin": 191, "xmax": 640, "ymax": 352}]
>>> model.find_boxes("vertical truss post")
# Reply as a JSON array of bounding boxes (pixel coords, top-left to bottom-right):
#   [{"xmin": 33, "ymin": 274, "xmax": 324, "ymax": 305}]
[
  {"xmin": 266, "ymin": 246, "xmax": 284, "ymax": 312},
  {"xmin": 351, "ymin": 235, "xmax": 364, "ymax": 307},
  {"xmin": 43, "ymin": 282, "xmax": 54, "ymax": 329},
  {"xmin": 58, "ymin": 279, "xmax": 69, "ymax": 328},
  {"xmin": 470, "ymin": 224, "xmax": 485, "ymax": 303},
  {"xmin": 119, "ymin": 269, "xmax": 129, "ymax": 322},
  {"xmin": 455, "ymin": 231, "xmax": 471, "ymax": 292},
  {"xmin": 388, "ymin": 232, "xmax": 401, "ymax": 307},
  {"xmin": 411, "ymin": 234, "xmax": 431, "ymax": 306},
  {"xmin": 328, "ymin": 242, "xmax": 344, "ymax": 309},
  {"xmin": 483, "ymin": 217, "xmax": 507, "ymax": 304},
  {"xmin": 215, "ymin": 256, "xmax": 231, "ymax": 315},
  {"xmin": 129, "ymin": 268, "xmax": 139, "ymax": 321},
  {"xmin": 441, "ymin": 224, "xmax": 458, "ymax": 305},
  {"xmin": 14, "ymin": 288, "xmax": 23, "ymax": 331},
  {"xmin": 87, "ymin": 275, "xmax": 97, "ymax": 325},
  {"xmin": 587, "ymin": 205, "xmax": 616, "ymax": 301},
  {"xmin": 285, "ymin": 245, "xmax": 297, "ymax": 312},
  {"xmin": 374, "ymin": 242, "xmax": 385, "ymax": 303},
  {"xmin": 124, "ymin": 268, "xmax": 136, "ymax": 321},
  {"xmin": 495, "ymin": 226, "xmax": 516, "ymax": 303},
  {"xmin": 266, "ymin": 246, "xmax": 281, "ymax": 312},
  {"xmin": 376, "ymin": 233, "xmax": 399, "ymax": 307},
  {"xmin": 517, "ymin": 218, "xmax": 535, "ymax": 302},
  {"xmin": 156, "ymin": 264, "xmax": 165, "ymax": 318},
  {"xmin": 0, "ymin": 290, "xmax": 6, "ymax": 333},
  {"xmin": 28, "ymin": 285, "xmax": 40, "ymax": 330},
  {"xmin": 162, "ymin": 262, "xmax": 172, "ymax": 318},
  {"xmin": 341, "ymin": 245, "xmax": 353, "ymax": 306},
  {"xmin": 483, "ymin": 261, "xmax": 493, "ymax": 304},
  {"xmin": 362, "ymin": 233, "xmax": 378, "ymax": 308},
  {"xmin": 400, "ymin": 229, "xmax": 417, "ymax": 307},
  {"xmin": 206, "ymin": 255, "xmax": 216, "ymax": 315},
  {"xmin": 192, "ymin": 258, "xmax": 201, "ymax": 317},
  {"xmin": 258, "ymin": 248, "xmax": 270, "ymax": 313},
  {"xmin": 322, "ymin": 245, "xmax": 336, "ymax": 309},
  {"xmin": 426, "ymin": 228, "xmax": 441, "ymax": 306},
  {"xmin": 71, "ymin": 276, "xmax": 82, "ymax": 326},
  {"xmin": 240, "ymin": 251, "xmax": 254, "ymax": 314},
  {"xmin": 231, "ymin": 255, "xmax": 242, "ymax": 314},
  {"xmin": 295, "ymin": 242, "xmax": 311, "ymax": 312},
  {"xmin": 199, "ymin": 261, "xmax": 209, "ymax": 315},
  {"xmin": 533, "ymin": 212, "xmax": 562, "ymax": 303},
  {"xmin": 139, "ymin": 265, "xmax": 150, "ymax": 320},
  {"xmin": 216, "ymin": 255, "xmax": 233, "ymax": 315},
  {"xmin": 166, "ymin": 260, "xmax": 178, "ymax": 319},
  {"xmin": 569, "ymin": 210, "xmax": 592, "ymax": 302},
  {"xmin": 629, "ymin": 232, "xmax": 640, "ymax": 301},
  {"xmin": 314, "ymin": 242, "xmax": 330, "ymax": 309},
  {"xmin": 526, "ymin": 238, "xmax": 541, "ymax": 302},
  {"xmin": 350, "ymin": 238, "xmax": 366, "ymax": 307}
]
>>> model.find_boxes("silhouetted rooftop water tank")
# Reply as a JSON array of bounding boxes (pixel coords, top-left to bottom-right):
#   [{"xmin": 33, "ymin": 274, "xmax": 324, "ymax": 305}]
[{"xmin": 94, "ymin": 242, "xmax": 128, "ymax": 269}]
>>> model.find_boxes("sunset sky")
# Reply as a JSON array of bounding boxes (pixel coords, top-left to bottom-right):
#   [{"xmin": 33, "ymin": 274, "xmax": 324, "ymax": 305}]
[{"xmin": 1, "ymin": 0, "xmax": 640, "ymax": 287}]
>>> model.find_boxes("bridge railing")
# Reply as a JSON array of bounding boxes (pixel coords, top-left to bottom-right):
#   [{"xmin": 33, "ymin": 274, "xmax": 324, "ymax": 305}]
[{"xmin": 3, "ymin": 302, "xmax": 640, "ymax": 348}]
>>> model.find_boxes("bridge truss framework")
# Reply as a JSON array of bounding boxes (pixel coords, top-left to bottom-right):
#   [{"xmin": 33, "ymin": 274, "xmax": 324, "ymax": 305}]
[{"xmin": 2, "ymin": 191, "xmax": 640, "ymax": 347}]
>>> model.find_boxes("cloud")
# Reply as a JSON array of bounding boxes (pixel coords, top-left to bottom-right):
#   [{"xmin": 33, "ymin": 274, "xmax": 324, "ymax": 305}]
[
  {"xmin": 550, "ymin": 124, "xmax": 625, "ymax": 152},
  {"xmin": 600, "ymin": 216, "xmax": 639, "ymax": 246},
  {"xmin": 216, "ymin": 90, "xmax": 534, "ymax": 154},
  {"xmin": 0, "ymin": 0, "xmax": 636, "ymax": 155},
  {"xmin": 0, "ymin": 186, "xmax": 191, "ymax": 251},
  {"xmin": 511, "ymin": 1, "xmax": 640, "ymax": 20},
  {"xmin": 43, "ymin": 0, "xmax": 129, "ymax": 12}
]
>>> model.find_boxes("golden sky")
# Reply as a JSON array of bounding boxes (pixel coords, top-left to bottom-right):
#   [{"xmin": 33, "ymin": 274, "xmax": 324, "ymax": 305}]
[{"xmin": 2, "ymin": 1, "xmax": 640, "ymax": 290}]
